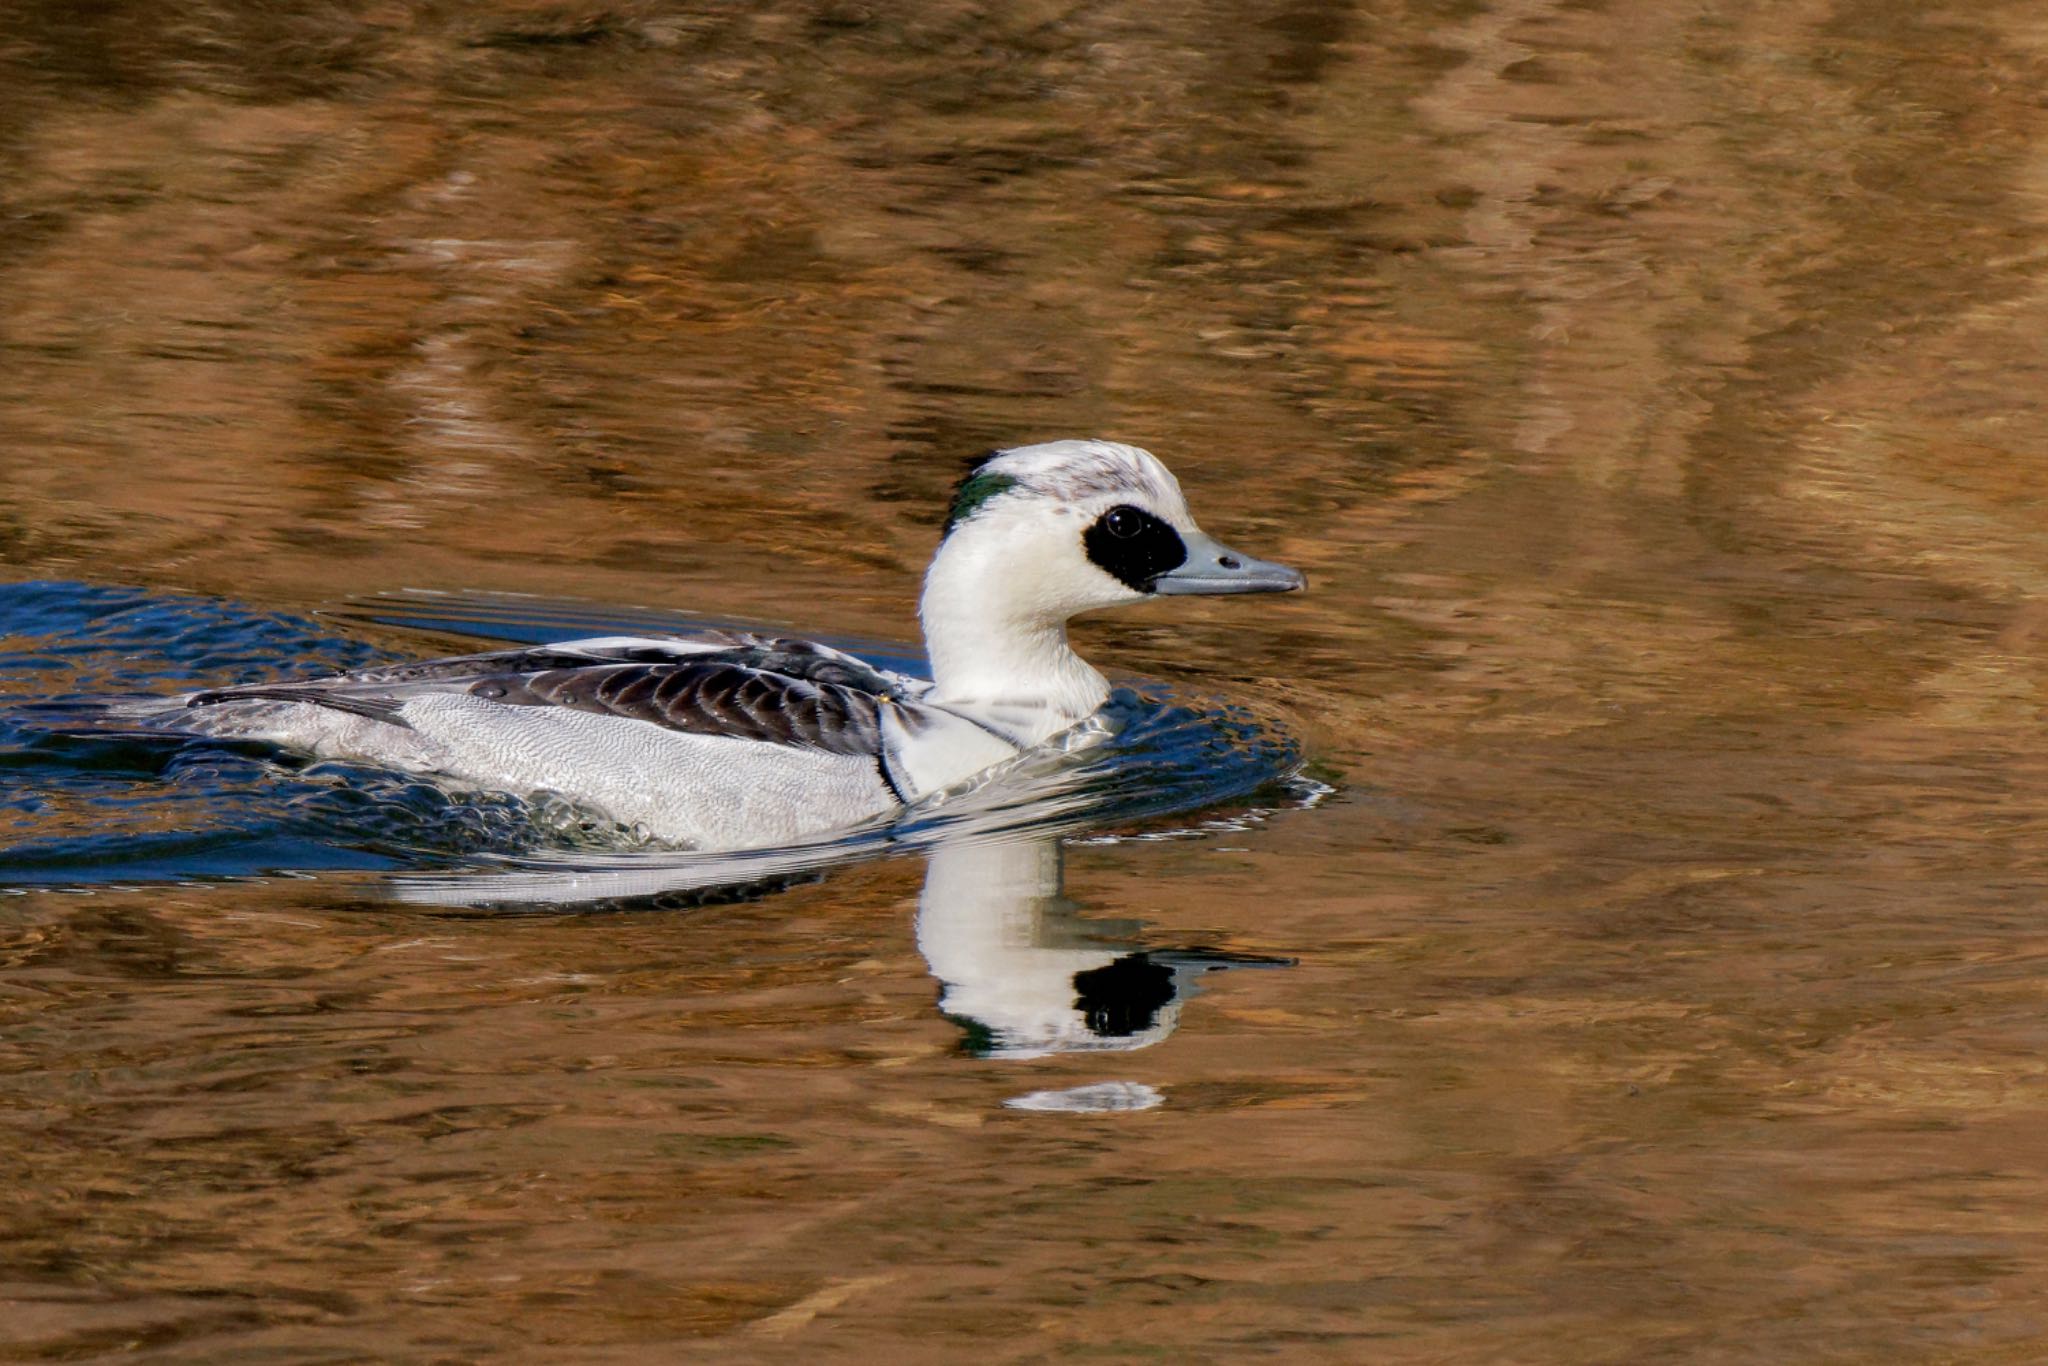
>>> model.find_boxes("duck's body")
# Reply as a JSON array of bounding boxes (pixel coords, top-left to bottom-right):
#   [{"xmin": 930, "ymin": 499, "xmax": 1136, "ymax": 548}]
[
  {"xmin": 169, "ymin": 631, "xmax": 1015, "ymax": 847},
  {"xmin": 147, "ymin": 440, "xmax": 1303, "ymax": 848}
]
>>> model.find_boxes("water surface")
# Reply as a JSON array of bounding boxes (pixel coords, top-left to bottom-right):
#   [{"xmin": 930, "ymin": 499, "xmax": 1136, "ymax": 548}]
[{"xmin": 5, "ymin": 0, "xmax": 2048, "ymax": 1358}]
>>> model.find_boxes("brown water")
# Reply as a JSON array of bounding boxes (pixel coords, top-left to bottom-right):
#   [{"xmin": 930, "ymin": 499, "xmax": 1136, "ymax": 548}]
[{"xmin": 6, "ymin": 0, "xmax": 2048, "ymax": 1358}]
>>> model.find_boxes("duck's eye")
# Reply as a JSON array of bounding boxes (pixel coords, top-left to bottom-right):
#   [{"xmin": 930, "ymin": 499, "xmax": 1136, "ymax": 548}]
[{"xmin": 1083, "ymin": 503, "xmax": 1188, "ymax": 592}]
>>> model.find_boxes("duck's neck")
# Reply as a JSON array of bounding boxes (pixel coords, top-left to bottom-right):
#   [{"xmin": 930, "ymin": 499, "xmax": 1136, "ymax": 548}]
[{"xmin": 920, "ymin": 552, "xmax": 1109, "ymax": 747}]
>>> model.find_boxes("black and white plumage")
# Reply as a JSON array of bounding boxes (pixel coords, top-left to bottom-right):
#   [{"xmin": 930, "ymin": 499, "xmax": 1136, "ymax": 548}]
[
  {"xmin": 190, "ymin": 634, "xmax": 905, "ymax": 753},
  {"xmin": 141, "ymin": 439, "xmax": 1305, "ymax": 849}
]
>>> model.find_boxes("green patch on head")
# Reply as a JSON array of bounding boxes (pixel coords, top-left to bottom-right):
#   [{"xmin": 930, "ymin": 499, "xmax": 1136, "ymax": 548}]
[{"xmin": 943, "ymin": 468, "xmax": 1020, "ymax": 536}]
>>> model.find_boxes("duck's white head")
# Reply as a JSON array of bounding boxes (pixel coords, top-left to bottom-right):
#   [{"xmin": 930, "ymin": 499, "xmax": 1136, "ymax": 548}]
[{"xmin": 919, "ymin": 439, "xmax": 1303, "ymax": 735}]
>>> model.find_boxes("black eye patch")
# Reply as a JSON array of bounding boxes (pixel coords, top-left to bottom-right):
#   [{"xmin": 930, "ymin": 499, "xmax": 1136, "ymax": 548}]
[{"xmin": 1083, "ymin": 504, "xmax": 1187, "ymax": 592}]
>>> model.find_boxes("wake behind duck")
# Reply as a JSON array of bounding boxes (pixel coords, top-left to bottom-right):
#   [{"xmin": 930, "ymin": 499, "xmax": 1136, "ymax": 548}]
[{"xmin": 122, "ymin": 439, "xmax": 1305, "ymax": 849}]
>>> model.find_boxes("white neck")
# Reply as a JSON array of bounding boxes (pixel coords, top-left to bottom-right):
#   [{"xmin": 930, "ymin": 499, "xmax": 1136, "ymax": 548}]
[{"xmin": 919, "ymin": 533, "xmax": 1112, "ymax": 745}]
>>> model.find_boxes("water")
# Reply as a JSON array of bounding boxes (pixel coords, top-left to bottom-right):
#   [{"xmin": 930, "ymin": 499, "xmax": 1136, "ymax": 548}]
[
  {"xmin": 1, "ymin": 581, "xmax": 1315, "ymax": 1068},
  {"xmin": 7, "ymin": 0, "xmax": 2048, "ymax": 1358}
]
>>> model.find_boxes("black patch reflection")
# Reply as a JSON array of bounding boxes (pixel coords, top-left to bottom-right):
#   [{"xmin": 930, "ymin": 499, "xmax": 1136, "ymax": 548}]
[{"xmin": 1072, "ymin": 953, "xmax": 1177, "ymax": 1037}]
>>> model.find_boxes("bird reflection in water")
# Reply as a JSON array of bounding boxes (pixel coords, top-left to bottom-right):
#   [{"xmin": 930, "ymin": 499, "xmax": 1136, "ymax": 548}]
[
  {"xmin": 395, "ymin": 826, "xmax": 1292, "ymax": 1064},
  {"xmin": 918, "ymin": 834, "xmax": 1291, "ymax": 1059}
]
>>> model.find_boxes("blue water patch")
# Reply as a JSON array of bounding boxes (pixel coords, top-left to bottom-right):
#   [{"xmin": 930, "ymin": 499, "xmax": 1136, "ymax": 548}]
[{"xmin": 0, "ymin": 580, "xmax": 1318, "ymax": 903}]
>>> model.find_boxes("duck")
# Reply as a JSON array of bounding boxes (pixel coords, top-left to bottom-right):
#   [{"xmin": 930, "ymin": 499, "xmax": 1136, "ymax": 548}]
[{"xmin": 147, "ymin": 439, "xmax": 1305, "ymax": 849}]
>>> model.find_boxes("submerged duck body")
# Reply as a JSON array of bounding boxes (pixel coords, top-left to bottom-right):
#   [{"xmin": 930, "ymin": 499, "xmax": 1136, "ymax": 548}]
[{"xmin": 152, "ymin": 440, "xmax": 1304, "ymax": 848}]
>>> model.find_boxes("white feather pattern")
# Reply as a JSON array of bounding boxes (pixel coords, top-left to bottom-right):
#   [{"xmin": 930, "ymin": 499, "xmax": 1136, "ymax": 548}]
[
  {"xmin": 180, "ymin": 691, "xmax": 892, "ymax": 848},
  {"xmin": 879, "ymin": 700, "xmax": 1021, "ymax": 803}
]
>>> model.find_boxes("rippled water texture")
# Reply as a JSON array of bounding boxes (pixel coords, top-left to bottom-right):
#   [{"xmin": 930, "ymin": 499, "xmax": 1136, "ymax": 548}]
[{"xmin": 7, "ymin": 0, "xmax": 2048, "ymax": 1359}]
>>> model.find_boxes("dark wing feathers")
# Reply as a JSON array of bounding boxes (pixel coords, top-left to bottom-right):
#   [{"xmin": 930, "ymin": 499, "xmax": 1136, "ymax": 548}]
[
  {"xmin": 334, "ymin": 633, "xmax": 909, "ymax": 697},
  {"xmin": 478, "ymin": 662, "xmax": 885, "ymax": 755},
  {"xmin": 700, "ymin": 638, "xmax": 909, "ymax": 699},
  {"xmin": 186, "ymin": 633, "xmax": 910, "ymax": 756},
  {"xmin": 339, "ymin": 649, "xmax": 643, "ymax": 685}
]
